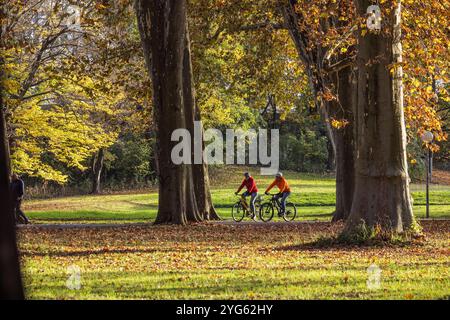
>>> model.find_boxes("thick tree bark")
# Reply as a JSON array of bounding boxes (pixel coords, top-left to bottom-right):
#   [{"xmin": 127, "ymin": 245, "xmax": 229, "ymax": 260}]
[
  {"xmin": 182, "ymin": 20, "xmax": 220, "ymax": 221},
  {"xmin": 91, "ymin": 148, "xmax": 104, "ymax": 194},
  {"xmin": 344, "ymin": 0, "xmax": 414, "ymax": 233},
  {"xmin": 0, "ymin": 46, "xmax": 25, "ymax": 299},
  {"xmin": 135, "ymin": 0, "xmax": 219, "ymax": 224},
  {"xmin": 331, "ymin": 66, "xmax": 356, "ymax": 221}
]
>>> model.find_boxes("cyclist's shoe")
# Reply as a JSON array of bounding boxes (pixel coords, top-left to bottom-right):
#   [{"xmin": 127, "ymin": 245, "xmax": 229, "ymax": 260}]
[{"xmin": 278, "ymin": 210, "xmax": 285, "ymax": 217}]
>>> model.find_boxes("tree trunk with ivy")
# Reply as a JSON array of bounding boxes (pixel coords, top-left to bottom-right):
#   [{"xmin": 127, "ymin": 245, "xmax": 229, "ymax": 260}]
[{"xmin": 344, "ymin": 0, "xmax": 415, "ymax": 234}]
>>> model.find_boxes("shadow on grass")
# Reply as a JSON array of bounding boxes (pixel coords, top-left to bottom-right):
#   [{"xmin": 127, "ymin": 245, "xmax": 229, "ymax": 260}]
[
  {"xmin": 300, "ymin": 213, "xmax": 333, "ymax": 218},
  {"xmin": 276, "ymin": 235, "xmax": 426, "ymax": 252},
  {"xmin": 33, "ymin": 217, "xmax": 153, "ymax": 222},
  {"xmin": 21, "ymin": 247, "xmax": 160, "ymax": 257}
]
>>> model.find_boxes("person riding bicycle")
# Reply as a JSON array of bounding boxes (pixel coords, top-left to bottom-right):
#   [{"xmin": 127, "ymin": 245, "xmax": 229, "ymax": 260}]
[
  {"xmin": 265, "ymin": 172, "xmax": 291, "ymax": 216},
  {"xmin": 235, "ymin": 172, "xmax": 258, "ymax": 218}
]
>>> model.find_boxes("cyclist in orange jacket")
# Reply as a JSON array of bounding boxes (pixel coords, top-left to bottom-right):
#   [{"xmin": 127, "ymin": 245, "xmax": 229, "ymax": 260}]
[{"xmin": 265, "ymin": 172, "xmax": 291, "ymax": 215}]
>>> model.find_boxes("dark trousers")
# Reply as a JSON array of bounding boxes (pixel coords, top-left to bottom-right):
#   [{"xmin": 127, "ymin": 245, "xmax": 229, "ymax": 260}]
[
  {"xmin": 274, "ymin": 192, "xmax": 291, "ymax": 212},
  {"xmin": 242, "ymin": 191, "xmax": 258, "ymax": 213},
  {"xmin": 14, "ymin": 199, "xmax": 29, "ymax": 224}
]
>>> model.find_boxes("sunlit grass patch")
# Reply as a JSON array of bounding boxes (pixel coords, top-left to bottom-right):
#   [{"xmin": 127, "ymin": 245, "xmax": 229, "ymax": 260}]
[
  {"xmin": 19, "ymin": 221, "xmax": 450, "ymax": 299},
  {"xmin": 24, "ymin": 171, "xmax": 450, "ymax": 223}
]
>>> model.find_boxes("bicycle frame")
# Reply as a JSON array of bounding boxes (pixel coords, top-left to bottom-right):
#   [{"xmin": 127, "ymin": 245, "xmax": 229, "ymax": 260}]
[
  {"xmin": 236, "ymin": 194, "xmax": 261, "ymax": 213},
  {"xmin": 238, "ymin": 196, "xmax": 250, "ymax": 212},
  {"xmin": 266, "ymin": 194, "xmax": 283, "ymax": 213}
]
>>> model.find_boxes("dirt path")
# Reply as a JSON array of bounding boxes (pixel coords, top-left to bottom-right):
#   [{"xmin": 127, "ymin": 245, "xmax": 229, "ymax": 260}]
[
  {"xmin": 17, "ymin": 218, "xmax": 449, "ymax": 230},
  {"xmin": 18, "ymin": 220, "xmax": 324, "ymax": 230}
]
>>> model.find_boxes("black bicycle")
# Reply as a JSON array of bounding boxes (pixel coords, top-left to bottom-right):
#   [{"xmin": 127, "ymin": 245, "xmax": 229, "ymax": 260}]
[
  {"xmin": 231, "ymin": 194, "xmax": 261, "ymax": 222},
  {"xmin": 259, "ymin": 193, "xmax": 297, "ymax": 222}
]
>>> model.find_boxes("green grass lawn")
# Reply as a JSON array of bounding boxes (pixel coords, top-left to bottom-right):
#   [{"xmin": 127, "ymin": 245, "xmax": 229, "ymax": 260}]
[
  {"xmin": 23, "ymin": 169, "xmax": 450, "ymax": 224},
  {"xmin": 18, "ymin": 168, "xmax": 450, "ymax": 299},
  {"xmin": 19, "ymin": 221, "xmax": 450, "ymax": 299}
]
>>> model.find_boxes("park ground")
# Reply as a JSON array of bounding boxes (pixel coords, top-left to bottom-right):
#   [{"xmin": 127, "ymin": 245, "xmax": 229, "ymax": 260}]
[{"xmin": 18, "ymin": 167, "xmax": 450, "ymax": 299}]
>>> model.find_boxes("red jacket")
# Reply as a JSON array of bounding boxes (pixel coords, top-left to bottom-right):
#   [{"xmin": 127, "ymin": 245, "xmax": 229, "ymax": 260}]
[{"xmin": 237, "ymin": 177, "xmax": 258, "ymax": 193}]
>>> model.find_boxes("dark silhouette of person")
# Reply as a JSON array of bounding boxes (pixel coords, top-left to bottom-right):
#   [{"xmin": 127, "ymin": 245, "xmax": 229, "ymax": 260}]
[{"xmin": 10, "ymin": 174, "xmax": 29, "ymax": 224}]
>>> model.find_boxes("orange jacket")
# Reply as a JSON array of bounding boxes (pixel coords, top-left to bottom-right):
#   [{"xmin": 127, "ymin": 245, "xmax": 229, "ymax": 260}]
[{"xmin": 265, "ymin": 177, "xmax": 291, "ymax": 193}]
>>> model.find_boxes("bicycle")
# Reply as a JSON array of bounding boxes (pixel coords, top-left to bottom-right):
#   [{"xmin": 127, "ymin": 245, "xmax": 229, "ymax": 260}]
[
  {"xmin": 231, "ymin": 194, "xmax": 261, "ymax": 222},
  {"xmin": 259, "ymin": 193, "xmax": 297, "ymax": 222}
]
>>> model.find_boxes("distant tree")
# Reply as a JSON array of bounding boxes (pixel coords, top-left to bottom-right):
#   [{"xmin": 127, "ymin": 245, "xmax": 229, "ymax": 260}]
[
  {"xmin": 3, "ymin": 0, "xmax": 151, "ymax": 189},
  {"xmin": 2, "ymin": 0, "xmax": 119, "ymax": 183}
]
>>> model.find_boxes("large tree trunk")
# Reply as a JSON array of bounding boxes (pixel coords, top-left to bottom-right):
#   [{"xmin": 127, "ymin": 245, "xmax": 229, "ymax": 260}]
[
  {"xmin": 331, "ymin": 66, "xmax": 356, "ymax": 222},
  {"xmin": 344, "ymin": 0, "xmax": 414, "ymax": 233},
  {"xmin": 182, "ymin": 20, "xmax": 220, "ymax": 221},
  {"xmin": 91, "ymin": 148, "xmax": 104, "ymax": 194},
  {"xmin": 135, "ymin": 0, "xmax": 219, "ymax": 224},
  {"xmin": 0, "ymin": 45, "xmax": 25, "ymax": 298}
]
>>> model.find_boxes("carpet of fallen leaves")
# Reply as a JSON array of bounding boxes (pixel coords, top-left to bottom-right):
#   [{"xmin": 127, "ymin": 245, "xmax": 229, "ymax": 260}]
[{"xmin": 18, "ymin": 221, "xmax": 450, "ymax": 300}]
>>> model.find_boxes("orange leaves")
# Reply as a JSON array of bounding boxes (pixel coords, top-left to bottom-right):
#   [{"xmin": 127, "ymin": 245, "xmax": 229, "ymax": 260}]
[
  {"xmin": 402, "ymin": 0, "xmax": 450, "ymax": 148},
  {"xmin": 330, "ymin": 118, "xmax": 349, "ymax": 129},
  {"xmin": 95, "ymin": 3, "xmax": 108, "ymax": 11},
  {"xmin": 292, "ymin": 0, "xmax": 357, "ymax": 53},
  {"xmin": 320, "ymin": 88, "xmax": 336, "ymax": 102},
  {"xmin": 402, "ymin": 0, "xmax": 450, "ymax": 143},
  {"xmin": 18, "ymin": 220, "xmax": 450, "ymax": 270},
  {"xmin": 404, "ymin": 73, "xmax": 448, "ymax": 148}
]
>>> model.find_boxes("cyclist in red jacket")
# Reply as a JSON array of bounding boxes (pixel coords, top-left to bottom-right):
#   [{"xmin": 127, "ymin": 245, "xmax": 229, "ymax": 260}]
[{"xmin": 235, "ymin": 172, "xmax": 258, "ymax": 218}]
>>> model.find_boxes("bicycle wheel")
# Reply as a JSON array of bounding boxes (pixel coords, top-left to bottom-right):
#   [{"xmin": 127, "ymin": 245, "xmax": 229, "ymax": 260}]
[
  {"xmin": 283, "ymin": 202, "xmax": 297, "ymax": 222},
  {"xmin": 259, "ymin": 203, "xmax": 274, "ymax": 222},
  {"xmin": 232, "ymin": 202, "xmax": 245, "ymax": 222}
]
